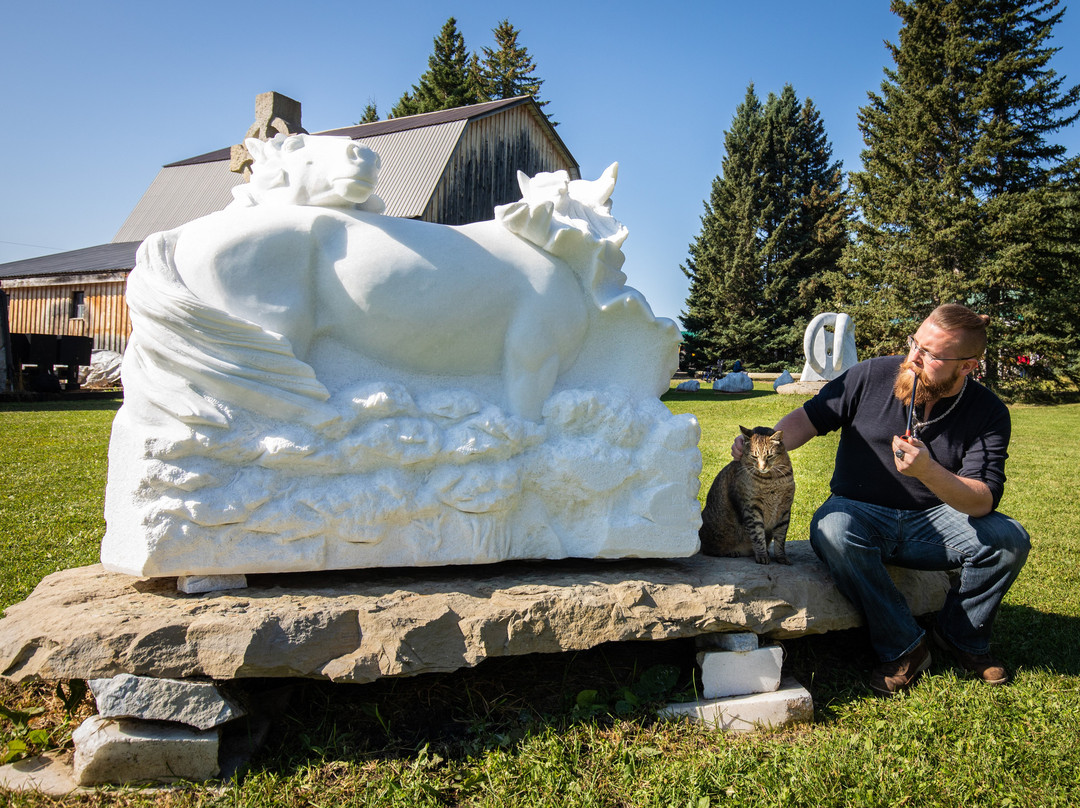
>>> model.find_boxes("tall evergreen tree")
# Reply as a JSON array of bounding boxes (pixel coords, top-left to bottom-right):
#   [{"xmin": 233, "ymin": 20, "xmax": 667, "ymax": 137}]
[
  {"xmin": 391, "ymin": 18, "xmax": 483, "ymax": 118},
  {"xmin": 682, "ymin": 84, "xmax": 848, "ymax": 370},
  {"xmin": 835, "ymin": 0, "xmax": 1079, "ymax": 392},
  {"xmin": 480, "ymin": 20, "xmax": 553, "ymax": 121},
  {"xmin": 358, "ymin": 101, "xmax": 379, "ymax": 124}
]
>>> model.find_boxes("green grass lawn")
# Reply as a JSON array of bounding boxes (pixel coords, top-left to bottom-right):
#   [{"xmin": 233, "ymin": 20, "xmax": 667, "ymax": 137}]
[{"xmin": 2, "ymin": 389, "xmax": 1080, "ymax": 807}]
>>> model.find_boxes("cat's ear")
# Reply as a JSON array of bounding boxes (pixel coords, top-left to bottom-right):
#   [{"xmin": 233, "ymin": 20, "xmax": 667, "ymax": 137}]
[
  {"xmin": 772, "ymin": 429, "xmax": 784, "ymax": 444},
  {"xmin": 739, "ymin": 425, "xmax": 754, "ymax": 438}
]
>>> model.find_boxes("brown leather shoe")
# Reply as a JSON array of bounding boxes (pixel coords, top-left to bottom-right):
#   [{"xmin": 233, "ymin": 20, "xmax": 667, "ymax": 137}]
[
  {"xmin": 932, "ymin": 627, "xmax": 1010, "ymax": 685},
  {"xmin": 870, "ymin": 639, "xmax": 932, "ymax": 697}
]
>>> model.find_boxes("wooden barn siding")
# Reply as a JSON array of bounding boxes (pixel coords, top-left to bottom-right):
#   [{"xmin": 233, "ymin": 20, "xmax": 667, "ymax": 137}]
[
  {"xmin": 6, "ymin": 279, "xmax": 131, "ymax": 354},
  {"xmin": 426, "ymin": 107, "xmax": 577, "ymax": 225}
]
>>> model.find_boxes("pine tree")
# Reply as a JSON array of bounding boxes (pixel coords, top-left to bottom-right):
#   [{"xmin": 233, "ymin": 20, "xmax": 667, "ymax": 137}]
[
  {"xmin": 391, "ymin": 18, "xmax": 483, "ymax": 118},
  {"xmin": 682, "ymin": 84, "xmax": 848, "ymax": 370},
  {"xmin": 836, "ymin": 0, "xmax": 1079, "ymax": 392},
  {"xmin": 480, "ymin": 20, "xmax": 553, "ymax": 121}
]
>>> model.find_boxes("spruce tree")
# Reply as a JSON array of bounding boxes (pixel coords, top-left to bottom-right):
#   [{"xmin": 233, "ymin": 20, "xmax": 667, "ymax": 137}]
[
  {"xmin": 358, "ymin": 101, "xmax": 379, "ymax": 124},
  {"xmin": 682, "ymin": 84, "xmax": 848, "ymax": 370},
  {"xmin": 391, "ymin": 18, "xmax": 483, "ymax": 117},
  {"xmin": 480, "ymin": 20, "xmax": 553, "ymax": 121},
  {"xmin": 836, "ymin": 0, "xmax": 1079, "ymax": 392}
]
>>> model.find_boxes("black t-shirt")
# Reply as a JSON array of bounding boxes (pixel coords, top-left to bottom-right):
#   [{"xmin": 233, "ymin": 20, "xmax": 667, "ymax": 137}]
[{"xmin": 802, "ymin": 355, "xmax": 1010, "ymax": 511}]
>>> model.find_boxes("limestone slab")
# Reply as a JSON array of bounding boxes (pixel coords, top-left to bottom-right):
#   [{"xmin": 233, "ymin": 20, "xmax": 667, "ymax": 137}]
[
  {"xmin": 660, "ymin": 678, "xmax": 814, "ymax": 732},
  {"xmin": 0, "ymin": 543, "xmax": 951, "ymax": 684},
  {"xmin": 89, "ymin": 674, "xmax": 246, "ymax": 730}
]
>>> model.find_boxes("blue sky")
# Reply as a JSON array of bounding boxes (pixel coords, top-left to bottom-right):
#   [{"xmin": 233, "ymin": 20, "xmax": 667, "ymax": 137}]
[{"xmin": 3, "ymin": 1, "xmax": 1078, "ymax": 324}]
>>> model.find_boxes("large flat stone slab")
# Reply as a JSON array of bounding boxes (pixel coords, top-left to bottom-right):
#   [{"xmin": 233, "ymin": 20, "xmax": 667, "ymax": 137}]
[{"xmin": 0, "ymin": 543, "xmax": 950, "ymax": 684}]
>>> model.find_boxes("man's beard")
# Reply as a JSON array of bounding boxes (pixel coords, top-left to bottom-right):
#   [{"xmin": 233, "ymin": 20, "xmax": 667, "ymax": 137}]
[{"xmin": 893, "ymin": 361, "xmax": 963, "ymax": 408}]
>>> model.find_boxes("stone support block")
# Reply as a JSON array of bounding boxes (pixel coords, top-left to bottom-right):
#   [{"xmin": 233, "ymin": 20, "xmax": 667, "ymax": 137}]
[
  {"xmin": 698, "ymin": 645, "xmax": 784, "ymax": 699},
  {"xmin": 695, "ymin": 631, "xmax": 759, "ymax": 652},
  {"xmin": 89, "ymin": 673, "xmax": 246, "ymax": 730},
  {"xmin": 660, "ymin": 678, "xmax": 813, "ymax": 733},
  {"xmin": 72, "ymin": 716, "xmax": 220, "ymax": 786},
  {"xmin": 177, "ymin": 575, "xmax": 248, "ymax": 594}
]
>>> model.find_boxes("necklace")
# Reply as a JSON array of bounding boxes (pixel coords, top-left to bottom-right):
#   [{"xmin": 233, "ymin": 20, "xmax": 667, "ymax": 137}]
[{"xmin": 912, "ymin": 376, "xmax": 968, "ymax": 436}]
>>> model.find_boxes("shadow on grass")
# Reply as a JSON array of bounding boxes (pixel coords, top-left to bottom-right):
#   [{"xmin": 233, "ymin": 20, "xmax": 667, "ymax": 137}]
[
  {"xmin": 232, "ymin": 601, "xmax": 1080, "ymax": 778},
  {"xmin": 662, "ymin": 389, "xmax": 777, "ymax": 403},
  {"xmin": 0, "ymin": 397, "xmax": 122, "ymax": 413},
  {"xmin": 993, "ymin": 603, "xmax": 1080, "ymax": 676},
  {"xmin": 250, "ymin": 638, "xmax": 701, "ymax": 774}
]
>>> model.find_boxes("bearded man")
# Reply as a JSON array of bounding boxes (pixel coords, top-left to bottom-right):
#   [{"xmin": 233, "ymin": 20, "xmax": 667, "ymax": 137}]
[{"xmin": 733, "ymin": 304, "xmax": 1029, "ymax": 696}]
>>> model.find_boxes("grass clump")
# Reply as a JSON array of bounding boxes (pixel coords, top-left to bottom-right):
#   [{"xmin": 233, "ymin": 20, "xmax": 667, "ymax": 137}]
[{"xmin": 1, "ymin": 390, "xmax": 1079, "ymax": 806}]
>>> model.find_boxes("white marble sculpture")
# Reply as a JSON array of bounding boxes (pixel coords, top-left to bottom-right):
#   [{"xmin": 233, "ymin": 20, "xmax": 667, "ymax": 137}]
[
  {"xmin": 102, "ymin": 134, "xmax": 702, "ymax": 577},
  {"xmin": 800, "ymin": 312, "xmax": 858, "ymax": 383}
]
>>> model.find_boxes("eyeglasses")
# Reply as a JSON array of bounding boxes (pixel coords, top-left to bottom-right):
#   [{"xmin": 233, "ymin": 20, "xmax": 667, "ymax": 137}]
[{"xmin": 906, "ymin": 335, "xmax": 976, "ymax": 363}]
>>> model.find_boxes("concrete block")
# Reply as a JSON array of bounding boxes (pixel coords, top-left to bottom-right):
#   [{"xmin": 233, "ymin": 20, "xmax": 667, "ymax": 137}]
[
  {"xmin": 659, "ymin": 677, "xmax": 813, "ymax": 733},
  {"xmin": 72, "ymin": 716, "xmax": 219, "ymax": 786},
  {"xmin": 695, "ymin": 632, "xmax": 759, "ymax": 652},
  {"xmin": 89, "ymin": 673, "xmax": 246, "ymax": 730},
  {"xmin": 697, "ymin": 645, "xmax": 784, "ymax": 699}
]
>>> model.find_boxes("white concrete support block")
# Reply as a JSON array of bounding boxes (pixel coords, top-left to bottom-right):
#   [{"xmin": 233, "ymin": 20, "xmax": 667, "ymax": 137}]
[
  {"xmin": 89, "ymin": 673, "xmax": 246, "ymax": 730},
  {"xmin": 659, "ymin": 678, "xmax": 813, "ymax": 733},
  {"xmin": 72, "ymin": 716, "xmax": 220, "ymax": 786},
  {"xmin": 695, "ymin": 632, "xmax": 759, "ymax": 653},
  {"xmin": 698, "ymin": 645, "xmax": 784, "ymax": 699}
]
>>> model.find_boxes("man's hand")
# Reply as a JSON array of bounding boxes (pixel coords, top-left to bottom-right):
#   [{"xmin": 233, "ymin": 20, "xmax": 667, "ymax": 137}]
[
  {"xmin": 733, "ymin": 407, "xmax": 818, "ymax": 460},
  {"xmin": 892, "ymin": 434, "xmax": 929, "ymax": 476},
  {"xmin": 891, "ymin": 434, "xmax": 994, "ymax": 517}
]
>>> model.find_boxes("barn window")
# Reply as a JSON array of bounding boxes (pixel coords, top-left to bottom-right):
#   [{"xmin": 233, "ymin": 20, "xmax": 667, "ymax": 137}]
[{"xmin": 70, "ymin": 290, "xmax": 86, "ymax": 319}]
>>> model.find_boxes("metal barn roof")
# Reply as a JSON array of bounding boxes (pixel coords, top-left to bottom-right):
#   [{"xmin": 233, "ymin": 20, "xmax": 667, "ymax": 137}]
[
  {"xmin": 115, "ymin": 96, "xmax": 569, "ymax": 243},
  {"xmin": 4, "ymin": 97, "xmax": 575, "ymax": 283},
  {"xmin": 0, "ymin": 242, "xmax": 139, "ymax": 282}
]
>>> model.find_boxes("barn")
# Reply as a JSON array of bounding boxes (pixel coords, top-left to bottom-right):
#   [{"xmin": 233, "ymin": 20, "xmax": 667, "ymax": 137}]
[{"xmin": 0, "ymin": 94, "xmax": 578, "ymax": 389}]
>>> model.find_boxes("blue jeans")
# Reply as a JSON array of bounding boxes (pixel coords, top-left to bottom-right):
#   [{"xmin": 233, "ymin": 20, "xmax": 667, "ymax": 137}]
[{"xmin": 810, "ymin": 496, "xmax": 1030, "ymax": 663}]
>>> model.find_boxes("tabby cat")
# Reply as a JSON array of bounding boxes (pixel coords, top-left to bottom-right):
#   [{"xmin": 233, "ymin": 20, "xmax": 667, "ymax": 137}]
[{"xmin": 699, "ymin": 425, "xmax": 795, "ymax": 565}]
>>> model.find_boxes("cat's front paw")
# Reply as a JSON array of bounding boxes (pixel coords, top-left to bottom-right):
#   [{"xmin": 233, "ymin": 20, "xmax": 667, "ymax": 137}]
[
  {"xmin": 753, "ymin": 554, "xmax": 770, "ymax": 565},
  {"xmin": 772, "ymin": 555, "xmax": 792, "ymax": 566}
]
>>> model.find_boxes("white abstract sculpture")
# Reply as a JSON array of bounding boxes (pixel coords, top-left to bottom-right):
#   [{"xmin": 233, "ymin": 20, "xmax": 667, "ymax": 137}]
[
  {"xmin": 800, "ymin": 312, "xmax": 858, "ymax": 383},
  {"xmin": 102, "ymin": 134, "xmax": 702, "ymax": 577}
]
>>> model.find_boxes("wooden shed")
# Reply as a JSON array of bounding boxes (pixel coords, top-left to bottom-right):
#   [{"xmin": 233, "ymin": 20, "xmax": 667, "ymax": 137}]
[{"xmin": 1, "ymin": 95, "xmax": 579, "ymax": 371}]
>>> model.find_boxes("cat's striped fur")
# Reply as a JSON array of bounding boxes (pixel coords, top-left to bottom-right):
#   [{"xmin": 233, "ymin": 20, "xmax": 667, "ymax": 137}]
[{"xmin": 699, "ymin": 425, "xmax": 795, "ymax": 564}]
